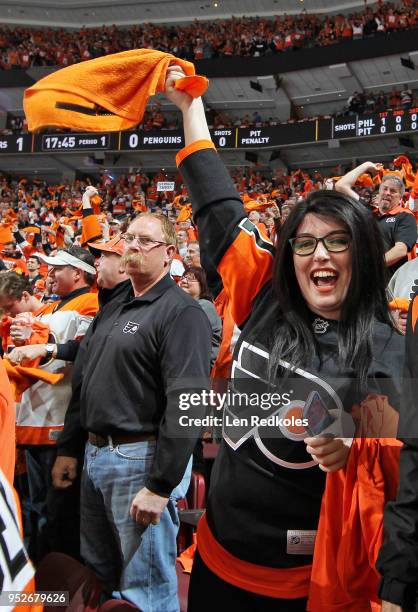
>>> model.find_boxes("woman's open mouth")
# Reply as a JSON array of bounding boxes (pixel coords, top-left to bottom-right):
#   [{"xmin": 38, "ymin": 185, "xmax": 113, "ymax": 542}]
[{"xmin": 311, "ymin": 269, "xmax": 339, "ymax": 289}]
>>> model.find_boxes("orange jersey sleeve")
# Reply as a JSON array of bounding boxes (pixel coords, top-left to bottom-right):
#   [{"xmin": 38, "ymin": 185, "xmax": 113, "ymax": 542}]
[{"xmin": 178, "ymin": 142, "xmax": 274, "ymax": 326}]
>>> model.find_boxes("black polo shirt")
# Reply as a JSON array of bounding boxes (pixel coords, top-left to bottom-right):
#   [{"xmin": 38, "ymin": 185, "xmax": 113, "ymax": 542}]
[
  {"xmin": 79, "ymin": 273, "xmax": 212, "ymax": 496},
  {"xmin": 376, "ymin": 205, "xmax": 417, "ymax": 276}
]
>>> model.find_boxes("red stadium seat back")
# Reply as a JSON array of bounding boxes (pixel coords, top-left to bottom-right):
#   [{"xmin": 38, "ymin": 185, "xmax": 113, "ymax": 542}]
[
  {"xmin": 35, "ymin": 552, "xmax": 102, "ymax": 612},
  {"xmin": 177, "ymin": 496, "xmax": 189, "ymax": 553},
  {"xmin": 187, "ymin": 470, "xmax": 206, "ymax": 509},
  {"xmin": 99, "ymin": 600, "xmax": 139, "ymax": 611},
  {"xmin": 176, "ymin": 560, "xmax": 190, "ymax": 612},
  {"xmin": 177, "ymin": 471, "xmax": 206, "ymax": 553}
]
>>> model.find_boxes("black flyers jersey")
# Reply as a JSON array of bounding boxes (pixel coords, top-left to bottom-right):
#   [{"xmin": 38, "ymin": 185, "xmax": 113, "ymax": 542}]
[{"xmin": 179, "ymin": 142, "xmax": 405, "ymax": 569}]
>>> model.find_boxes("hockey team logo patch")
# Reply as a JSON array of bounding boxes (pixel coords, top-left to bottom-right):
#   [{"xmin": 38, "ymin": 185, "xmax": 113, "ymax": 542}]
[
  {"xmin": 123, "ymin": 321, "xmax": 140, "ymax": 334},
  {"xmin": 312, "ymin": 318, "xmax": 329, "ymax": 334}
]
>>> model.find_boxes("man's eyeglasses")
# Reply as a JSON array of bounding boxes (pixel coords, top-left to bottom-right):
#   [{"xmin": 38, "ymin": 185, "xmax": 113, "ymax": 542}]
[
  {"xmin": 289, "ymin": 232, "xmax": 351, "ymax": 256},
  {"xmin": 122, "ymin": 233, "xmax": 168, "ymax": 248}
]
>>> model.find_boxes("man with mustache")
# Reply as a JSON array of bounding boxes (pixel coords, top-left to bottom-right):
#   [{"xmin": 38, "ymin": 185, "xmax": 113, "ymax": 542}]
[
  {"xmin": 58, "ymin": 212, "xmax": 211, "ymax": 611},
  {"xmin": 335, "ymin": 162, "xmax": 417, "ymax": 278}
]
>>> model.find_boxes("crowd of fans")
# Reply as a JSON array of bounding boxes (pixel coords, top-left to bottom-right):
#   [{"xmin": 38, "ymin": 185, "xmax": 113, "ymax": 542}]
[
  {"xmin": 346, "ymin": 86, "xmax": 417, "ymax": 114},
  {"xmin": 0, "ymin": 1, "xmax": 416, "ymax": 70},
  {"xmin": 0, "ymin": 156, "xmax": 413, "ymax": 254},
  {"xmin": 2, "ymin": 6, "xmax": 418, "ymax": 609}
]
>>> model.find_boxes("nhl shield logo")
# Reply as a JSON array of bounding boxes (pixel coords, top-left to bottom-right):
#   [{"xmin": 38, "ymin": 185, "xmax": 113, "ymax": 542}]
[
  {"xmin": 312, "ymin": 318, "xmax": 329, "ymax": 334},
  {"xmin": 123, "ymin": 321, "xmax": 140, "ymax": 334}
]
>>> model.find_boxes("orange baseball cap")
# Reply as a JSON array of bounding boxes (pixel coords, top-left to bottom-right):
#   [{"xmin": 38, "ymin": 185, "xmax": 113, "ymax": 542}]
[{"xmin": 88, "ymin": 234, "xmax": 125, "ymax": 257}]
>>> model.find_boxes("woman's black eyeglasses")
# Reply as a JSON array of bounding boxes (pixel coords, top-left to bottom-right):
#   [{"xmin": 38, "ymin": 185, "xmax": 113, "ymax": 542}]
[
  {"xmin": 181, "ymin": 274, "xmax": 199, "ymax": 283},
  {"xmin": 289, "ymin": 232, "xmax": 352, "ymax": 256}
]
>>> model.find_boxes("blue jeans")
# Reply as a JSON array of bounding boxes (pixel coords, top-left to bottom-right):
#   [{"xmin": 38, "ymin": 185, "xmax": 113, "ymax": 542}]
[{"xmin": 80, "ymin": 440, "xmax": 191, "ymax": 612}]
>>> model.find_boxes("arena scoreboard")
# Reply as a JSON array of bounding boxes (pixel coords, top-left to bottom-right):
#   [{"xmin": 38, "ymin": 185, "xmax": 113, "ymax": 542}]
[
  {"xmin": 329, "ymin": 108, "xmax": 418, "ymax": 139},
  {"xmin": 1, "ymin": 107, "xmax": 416, "ymax": 155},
  {"xmin": 119, "ymin": 128, "xmax": 236, "ymax": 150},
  {"xmin": 0, "ymin": 134, "xmax": 32, "ymax": 153},
  {"xmin": 39, "ymin": 133, "xmax": 119, "ymax": 151}
]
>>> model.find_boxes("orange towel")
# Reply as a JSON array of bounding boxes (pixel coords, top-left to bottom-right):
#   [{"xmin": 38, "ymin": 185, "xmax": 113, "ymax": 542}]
[
  {"xmin": 176, "ymin": 204, "xmax": 193, "ymax": 223},
  {"xmin": 177, "ymin": 534, "xmax": 197, "ymax": 574},
  {"xmin": 356, "ymin": 173, "xmax": 375, "ymax": 188},
  {"xmin": 412, "ymin": 166, "xmax": 418, "ymax": 200},
  {"xmin": 308, "ymin": 437, "xmax": 401, "ymax": 612},
  {"xmin": 24, "ymin": 49, "xmax": 208, "ymax": 132},
  {"xmin": 0, "ymin": 358, "xmax": 16, "ymax": 484},
  {"xmin": 3, "ymin": 359, "xmax": 64, "ymax": 401},
  {"xmin": 0, "ymin": 315, "xmax": 50, "ymax": 356},
  {"xmin": 90, "ymin": 194, "xmax": 103, "ymax": 215},
  {"xmin": 243, "ymin": 199, "xmax": 268, "ymax": 212},
  {"xmin": 393, "ymin": 155, "xmax": 416, "ymax": 188},
  {"xmin": 22, "ymin": 226, "xmax": 41, "ymax": 235},
  {"xmin": 0, "ymin": 223, "xmax": 13, "ymax": 244}
]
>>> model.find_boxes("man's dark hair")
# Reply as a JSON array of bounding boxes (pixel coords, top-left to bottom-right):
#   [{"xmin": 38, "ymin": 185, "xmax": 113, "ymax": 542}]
[{"xmin": 27, "ymin": 256, "xmax": 40, "ymax": 266}]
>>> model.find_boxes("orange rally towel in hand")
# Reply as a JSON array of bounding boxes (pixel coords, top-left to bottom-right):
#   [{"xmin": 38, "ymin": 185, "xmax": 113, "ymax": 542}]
[
  {"xmin": 308, "ymin": 437, "xmax": 402, "ymax": 612},
  {"xmin": 0, "ymin": 223, "xmax": 14, "ymax": 244},
  {"xmin": 24, "ymin": 49, "xmax": 209, "ymax": 132},
  {"xmin": 176, "ymin": 204, "xmax": 193, "ymax": 223},
  {"xmin": 0, "ymin": 314, "xmax": 50, "ymax": 358},
  {"xmin": 3, "ymin": 358, "xmax": 64, "ymax": 400}
]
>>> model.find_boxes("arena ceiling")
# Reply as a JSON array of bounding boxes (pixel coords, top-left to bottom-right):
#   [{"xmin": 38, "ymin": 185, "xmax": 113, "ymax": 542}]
[
  {"xmin": 0, "ymin": 47, "xmax": 417, "ymax": 178},
  {"xmin": 0, "ymin": 0, "xmax": 373, "ymax": 27},
  {"xmin": 2, "ymin": 53, "xmax": 417, "ymax": 119},
  {"xmin": 0, "ymin": 0, "xmax": 415, "ymax": 177}
]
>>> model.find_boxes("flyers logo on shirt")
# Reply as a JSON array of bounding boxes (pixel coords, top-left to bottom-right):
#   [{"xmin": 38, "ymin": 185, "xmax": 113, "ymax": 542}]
[
  {"xmin": 123, "ymin": 321, "xmax": 141, "ymax": 335},
  {"xmin": 225, "ymin": 341, "xmax": 348, "ymax": 470}
]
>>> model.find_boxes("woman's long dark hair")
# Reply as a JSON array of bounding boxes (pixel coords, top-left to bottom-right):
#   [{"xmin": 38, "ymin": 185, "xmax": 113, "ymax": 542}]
[{"xmin": 268, "ymin": 190, "xmax": 392, "ymax": 391}]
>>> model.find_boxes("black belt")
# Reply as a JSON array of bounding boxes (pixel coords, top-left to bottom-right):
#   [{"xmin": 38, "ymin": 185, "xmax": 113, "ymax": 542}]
[{"xmin": 88, "ymin": 432, "xmax": 156, "ymax": 448}]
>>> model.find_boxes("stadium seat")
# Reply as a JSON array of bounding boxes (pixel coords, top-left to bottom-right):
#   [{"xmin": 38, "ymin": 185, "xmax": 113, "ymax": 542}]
[
  {"xmin": 187, "ymin": 469, "xmax": 206, "ymax": 509},
  {"xmin": 176, "ymin": 560, "xmax": 190, "ymax": 612},
  {"xmin": 35, "ymin": 552, "xmax": 102, "ymax": 611},
  {"xmin": 99, "ymin": 600, "xmax": 139, "ymax": 611},
  {"xmin": 177, "ymin": 470, "xmax": 206, "ymax": 553}
]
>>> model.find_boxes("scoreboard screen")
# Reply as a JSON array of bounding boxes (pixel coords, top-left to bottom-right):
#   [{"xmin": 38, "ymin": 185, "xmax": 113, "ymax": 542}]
[
  {"xmin": 119, "ymin": 129, "xmax": 236, "ymax": 150},
  {"xmin": 0, "ymin": 107, "xmax": 416, "ymax": 156},
  {"xmin": 0, "ymin": 134, "xmax": 32, "ymax": 153},
  {"xmin": 331, "ymin": 108, "xmax": 418, "ymax": 139},
  {"xmin": 38, "ymin": 132, "xmax": 118, "ymax": 152}
]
